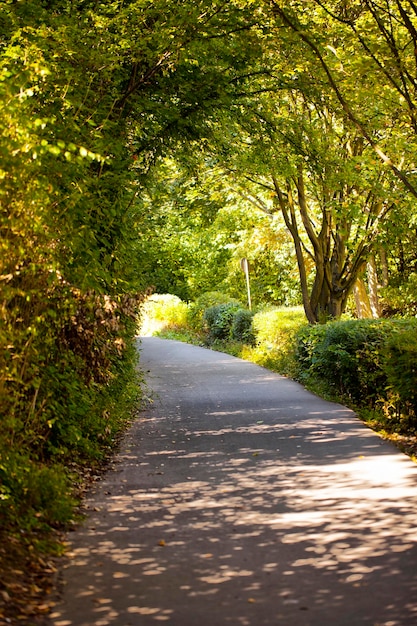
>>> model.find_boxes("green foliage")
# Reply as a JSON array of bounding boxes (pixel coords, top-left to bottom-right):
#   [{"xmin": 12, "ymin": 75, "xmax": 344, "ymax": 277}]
[
  {"xmin": 380, "ymin": 273, "xmax": 417, "ymax": 316},
  {"xmin": 383, "ymin": 329, "xmax": 417, "ymax": 419},
  {"xmin": 253, "ymin": 307, "xmax": 306, "ymax": 349},
  {"xmin": 0, "ymin": 286, "xmax": 143, "ymax": 529},
  {"xmin": 140, "ymin": 294, "xmax": 189, "ymax": 335},
  {"xmin": 1, "ymin": 0, "xmax": 270, "ymax": 546},
  {"xmin": 187, "ymin": 291, "xmax": 241, "ymax": 331},
  {"xmin": 203, "ymin": 303, "xmax": 242, "ymax": 341},
  {"xmin": 4, "ymin": 0, "xmax": 417, "ymax": 589},
  {"xmin": 294, "ymin": 323, "xmax": 328, "ymax": 373},
  {"xmin": 246, "ymin": 307, "xmax": 306, "ymax": 375},
  {"xmin": 295, "ymin": 319, "xmax": 417, "ymax": 425},
  {"xmin": 0, "ymin": 455, "xmax": 76, "ymax": 529},
  {"xmin": 296, "ymin": 320, "xmax": 388, "ymax": 402},
  {"xmin": 135, "ymin": 158, "xmax": 302, "ymax": 306},
  {"xmin": 143, "ymin": 291, "xmax": 255, "ymax": 345},
  {"xmin": 231, "ymin": 309, "xmax": 255, "ymax": 344}
]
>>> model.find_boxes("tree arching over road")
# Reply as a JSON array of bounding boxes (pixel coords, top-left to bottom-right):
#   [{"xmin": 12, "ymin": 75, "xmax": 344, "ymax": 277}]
[{"xmin": 2, "ymin": 0, "xmax": 417, "ymax": 568}]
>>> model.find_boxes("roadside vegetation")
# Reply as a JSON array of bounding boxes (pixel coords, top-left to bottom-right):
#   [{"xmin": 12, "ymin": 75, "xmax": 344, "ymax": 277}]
[
  {"xmin": 3, "ymin": 0, "xmax": 417, "ymax": 623},
  {"xmin": 143, "ymin": 294, "xmax": 417, "ymax": 460}
]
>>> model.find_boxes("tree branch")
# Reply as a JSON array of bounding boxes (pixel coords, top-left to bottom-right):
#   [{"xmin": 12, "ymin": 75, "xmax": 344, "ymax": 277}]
[{"xmin": 271, "ymin": 2, "xmax": 417, "ymax": 198}]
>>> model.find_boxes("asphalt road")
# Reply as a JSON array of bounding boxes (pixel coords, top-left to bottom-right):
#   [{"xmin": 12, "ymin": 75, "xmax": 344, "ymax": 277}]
[{"xmin": 49, "ymin": 337, "xmax": 417, "ymax": 626}]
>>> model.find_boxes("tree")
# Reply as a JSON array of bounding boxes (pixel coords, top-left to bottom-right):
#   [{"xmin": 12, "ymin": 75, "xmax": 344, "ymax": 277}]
[
  {"xmin": 0, "ymin": 0, "xmax": 272, "ymax": 528},
  {"xmin": 168, "ymin": 0, "xmax": 417, "ymax": 323},
  {"xmin": 270, "ymin": 0, "xmax": 417, "ymax": 199},
  {"xmin": 228, "ymin": 115, "xmax": 399, "ymax": 321},
  {"xmin": 134, "ymin": 158, "xmax": 300, "ymax": 305}
]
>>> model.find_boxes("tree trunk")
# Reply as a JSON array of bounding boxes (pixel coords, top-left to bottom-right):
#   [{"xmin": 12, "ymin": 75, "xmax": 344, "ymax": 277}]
[
  {"xmin": 367, "ymin": 256, "xmax": 381, "ymax": 318},
  {"xmin": 273, "ymin": 170, "xmax": 376, "ymax": 324},
  {"xmin": 273, "ymin": 176, "xmax": 317, "ymax": 323},
  {"xmin": 353, "ymin": 278, "xmax": 373, "ymax": 318},
  {"xmin": 379, "ymin": 247, "xmax": 389, "ymax": 287}
]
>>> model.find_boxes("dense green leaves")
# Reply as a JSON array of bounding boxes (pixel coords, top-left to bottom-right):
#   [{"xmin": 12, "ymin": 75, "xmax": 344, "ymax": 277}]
[
  {"xmin": 3, "ymin": 0, "xmax": 417, "ymax": 559},
  {"xmin": 133, "ymin": 157, "xmax": 300, "ymax": 304},
  {"xmin": 295, "ymin": 318, "xmax": 417, "ymax": 425},
  {"xmin": 0, "ymin": 0, "xmax": 277, "ymax": 541}
]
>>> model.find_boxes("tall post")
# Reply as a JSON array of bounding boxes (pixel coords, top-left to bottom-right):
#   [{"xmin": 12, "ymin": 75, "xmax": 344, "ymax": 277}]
[{"xmin": 240, "ymin": 258, "xmax": 252, "ymax": 310}]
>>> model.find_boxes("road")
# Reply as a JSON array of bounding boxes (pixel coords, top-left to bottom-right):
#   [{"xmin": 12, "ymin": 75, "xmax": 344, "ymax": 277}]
[{"xmin": 49, "ymin": 337, "xmax": 417, "ymax": 625}]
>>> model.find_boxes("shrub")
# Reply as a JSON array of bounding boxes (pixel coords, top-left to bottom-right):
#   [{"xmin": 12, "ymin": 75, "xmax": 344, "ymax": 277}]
[
  {"xmin": 296, "ymin": 320, "xmax": 390, "ymax": 402},
  {"xmin": 203, "ymin": 303, "xmax": 241, "ymax": 340},
  {"xmin": 187, "ymin": 291, "xmax": 241, "ymax": 332},
  {"xmin": 294, "ymin": 322, "xmax": 327, "ymax": 371},
  {"xmin": 140, "ymin": 294, "xmax": 188, "ymax": 335},
  {"xmin": 0, "ymin": 283, "xmax": 144, "ymax": 532},
  {"xmin": 295, "ymin": 318, "xmax": 417, "ymax": 413},
  {"xmin": 383, "ymin": 327, "xmax": 417, "ymax": 420},
  {"xmin": 0, "ymin": 453, "xmax": 76, "ymax": 529},
  {"xmin": 231, "ymin": 309, "xmax": 255, "ymax": 344},
  {"xmin": 254, "ymin": 307, "xmax": 306, "ymax": 350},
  {"xmin": 247, "ymin": 307, "xmax": 307, "ymax": 376}
]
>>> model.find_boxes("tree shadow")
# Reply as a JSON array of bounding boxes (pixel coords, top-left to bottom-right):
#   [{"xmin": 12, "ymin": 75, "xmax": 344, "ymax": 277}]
[
  {"xmin": 50, "ymin": 421, "xmax": 417, "ymax": 625},
  {"xmin": 49, "ymin": 340, "xmax": 417, "ymax": 625}
]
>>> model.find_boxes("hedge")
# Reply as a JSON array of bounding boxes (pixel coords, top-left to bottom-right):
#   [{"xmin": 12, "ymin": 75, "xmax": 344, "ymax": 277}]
[{"xmin": 295, "ymin": 318, "xmax": 417, "ymax": 423}]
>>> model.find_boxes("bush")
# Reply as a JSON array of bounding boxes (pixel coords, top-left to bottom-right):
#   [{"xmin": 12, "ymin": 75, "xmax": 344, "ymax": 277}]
[
  {"xmin": 231, "ymin": 309, "xmax": 255, "ymax": 344},
  {"xmin": 294, "ymin": 322, "xmax": 327, "ymax": 371},
  {"xmin": 383, "ymin": 328, "xmax": 417, "ymax": 419},
  {"xmin": 0, "ymin": 284, "xmax": 144, "ymax": 533},
  {"xmin": 0, "ymin": 454, "xmax": 76, "ymax": 529},
  {"xmin": 203, "ymin": 303, "xmax": 242, "ymax": 340},
  {"xmin": 296, "ymin": 320, "xmax": 390, "ymax": 402},
  {"xmin": 203, "ymin": 304, "xmax": 255, "ymax": 345},
  {"xmin": 187, "ymin": 291, "xmax": 241, "ymax": 332},
  {"xmin": 253, "ymin": 307, "xmax": 306, "ymax": 350},
  {"xmin": 246, "ymin": 307, "xmax": 306, "ymax": 376},
  {"xmin": 295, "ymin": 318, "xmax": 417, "ymax": 416},
  {"xmin": 140, "ymin": 294, "xmax": 189, "ymax": 335}
]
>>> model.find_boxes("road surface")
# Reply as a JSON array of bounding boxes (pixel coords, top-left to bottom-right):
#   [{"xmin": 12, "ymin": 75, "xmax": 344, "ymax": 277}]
[{"xmin": 49, "ymin": 337, "xmax": 417, "ymax": 625}]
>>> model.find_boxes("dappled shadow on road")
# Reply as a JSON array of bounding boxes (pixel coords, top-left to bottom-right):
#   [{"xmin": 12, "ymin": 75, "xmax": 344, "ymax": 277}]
[{"xmin": 50, "ymin": 407, "xmax": 417, "ymax": 626}]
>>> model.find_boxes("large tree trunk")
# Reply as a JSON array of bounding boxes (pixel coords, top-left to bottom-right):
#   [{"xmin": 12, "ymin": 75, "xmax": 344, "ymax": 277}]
[
  {"xmin": 273, "ymin": 176, "xmax": 317, "ymax": 323},
  {"xmin": 295, "ymin": 169, "xmax": 353, "ymax": 322},
  {"xmin": 353, "ymin": 278, "xmax": 373, "ymax": 318},
  {"xmin": 273, "ymin": 169, "xmax": 376, "ymax": 324},
  {"xmin": 256, "ymin": 171, "xmax": 364, "ymax": 323}
]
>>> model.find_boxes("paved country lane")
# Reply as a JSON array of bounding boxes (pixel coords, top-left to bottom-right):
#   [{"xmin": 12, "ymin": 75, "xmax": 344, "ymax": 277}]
[{"xmin": 48, "ymin": 337, "xmax": 417, "ymax": 625}]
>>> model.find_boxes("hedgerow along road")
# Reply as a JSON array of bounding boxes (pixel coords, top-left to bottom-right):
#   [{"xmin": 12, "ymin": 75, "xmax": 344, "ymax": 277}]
[{"xmin": 48, "ymin": 336, "xmax": 417, "ymax": 625}]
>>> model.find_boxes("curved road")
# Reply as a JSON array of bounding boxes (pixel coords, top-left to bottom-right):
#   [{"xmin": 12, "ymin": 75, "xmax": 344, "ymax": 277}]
[{"xmin": 49, "ymin": 337, "xmax": 417, "ymax": 625}]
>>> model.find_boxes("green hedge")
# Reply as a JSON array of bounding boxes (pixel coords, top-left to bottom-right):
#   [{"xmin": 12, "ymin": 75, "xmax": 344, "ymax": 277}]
[
  {"xmin": 295, "ymin": 318, "xmax": 417, "ymax": 422},
  {"xmin": 203, "ymin": 302, "xmax": 255, "ymax": 344},
  {"xmin": 187, "ymin": 291, "xmax": 241, "ymax": 332},
  {"xmin": 231, "ymin": 309, "xmax": 256, "ymax": 344},
  {"xmin": 0, "ymin": 290, "xmax": 143, "ymax": 531},
  {"xmin": 384, "ymin": 328, "xmax": 417, "ymax": 415}
]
